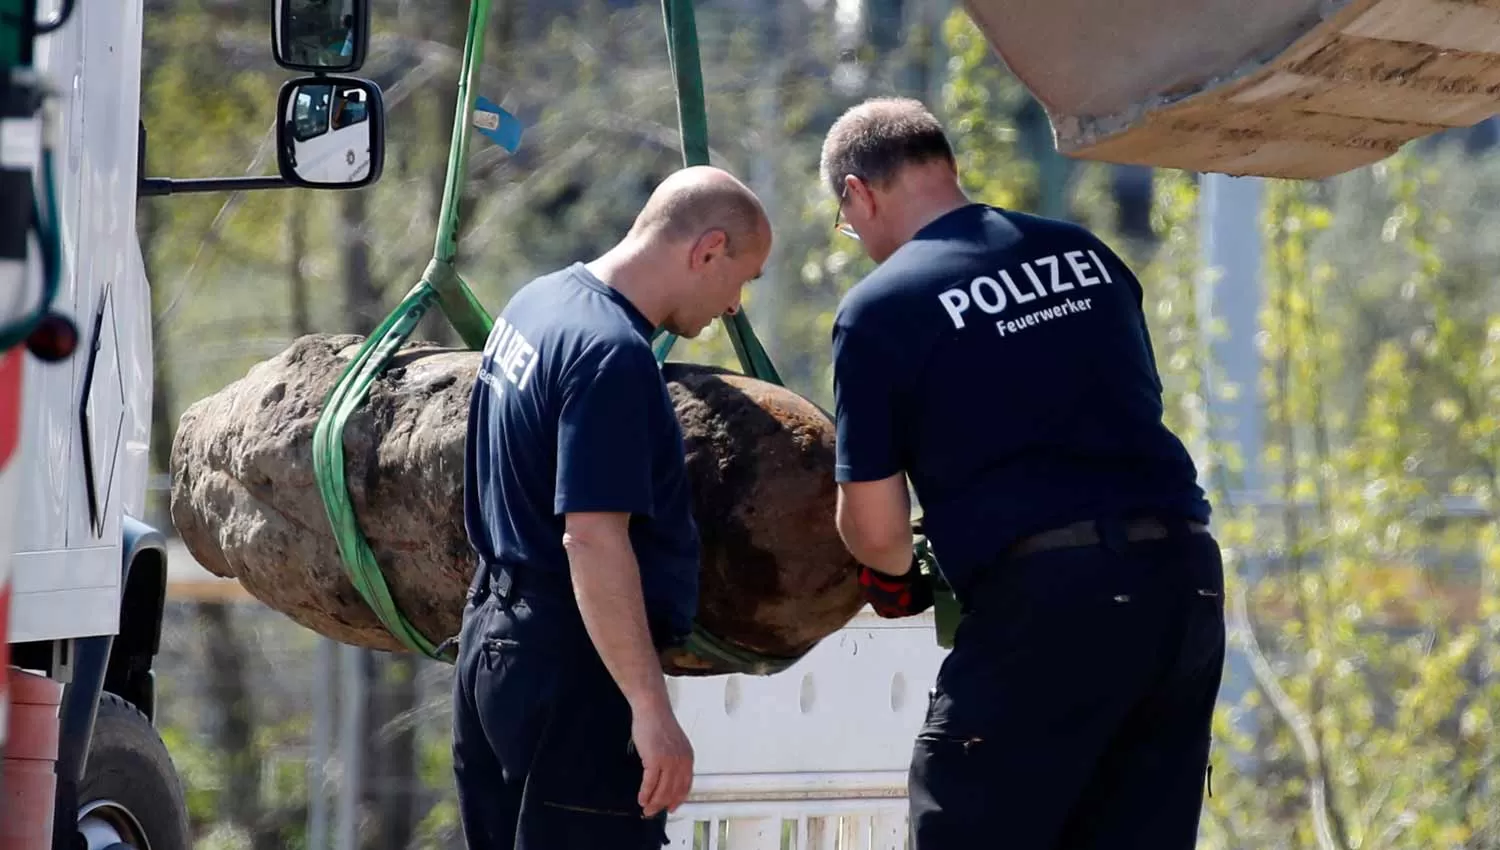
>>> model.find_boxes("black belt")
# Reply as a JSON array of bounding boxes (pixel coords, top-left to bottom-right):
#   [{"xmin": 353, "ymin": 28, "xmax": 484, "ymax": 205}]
[
  {"xmin": 468, "ymin": 560, "xmax": 571, "ymax": 607},
  {"xmin": 466, "ymin": 561, "xmax": 683, "ymax": 651},
  {"xmin": 1006, "ymin": 516, "xmax": 1209, "ymax": 560}
]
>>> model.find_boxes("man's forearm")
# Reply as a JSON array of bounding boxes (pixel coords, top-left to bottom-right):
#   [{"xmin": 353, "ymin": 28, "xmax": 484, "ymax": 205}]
[
  {"xmin": 852, "ymin": 538, "xmax": 915, "ymax": 576},
  {"xmin": 836, "ymin": 500, "xmax": 914, "ymax": 575},
  {"xmin": 567, "ymin": 537, "xmax": 671, "ymax": 712},
  {"xmin": 834, "ymin": 475, "xmax": 915, "ymax": 575}
]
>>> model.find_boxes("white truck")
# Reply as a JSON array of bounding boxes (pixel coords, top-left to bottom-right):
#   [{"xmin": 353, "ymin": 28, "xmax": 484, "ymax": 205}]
[{"xmin": 0, "ymin": 1, "xmax": 385, "ymax": 847}]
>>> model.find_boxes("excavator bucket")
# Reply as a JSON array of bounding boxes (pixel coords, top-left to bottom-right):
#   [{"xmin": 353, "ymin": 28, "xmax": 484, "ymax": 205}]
[{"xmin": 963, "ymin": 0, "xmax": 1500, "ymax": 179}]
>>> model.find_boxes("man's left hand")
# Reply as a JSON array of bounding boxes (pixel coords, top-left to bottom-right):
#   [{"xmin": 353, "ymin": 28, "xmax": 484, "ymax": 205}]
[{"xmin": 858, "ymin": 555, "xmax": 934, "ymax": 618}]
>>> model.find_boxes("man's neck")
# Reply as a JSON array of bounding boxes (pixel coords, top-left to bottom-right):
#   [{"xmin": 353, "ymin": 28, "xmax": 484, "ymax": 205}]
[
  {"xmin": 886, "ymin": 169, "xmax": 973, "ymax": 247},
  {"xmin": 585, "ymin": 241, "xmax": 670, "ymax": 329},
  {"xmin": 895, "ymin": 193, "xmax": 972, "ymax": 245}
]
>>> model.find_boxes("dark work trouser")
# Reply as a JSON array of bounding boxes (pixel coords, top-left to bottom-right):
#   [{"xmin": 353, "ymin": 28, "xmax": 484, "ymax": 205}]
[
  {"xmin": 908, "ymin": 522, "xmax": 1227, "ymax": 850},
  {"xmin": 451, "ymin": 576, "xmax": 669, "ymax": 850}
]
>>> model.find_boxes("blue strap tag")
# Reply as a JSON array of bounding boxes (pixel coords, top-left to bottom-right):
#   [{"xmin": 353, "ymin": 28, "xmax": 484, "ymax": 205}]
[{"xmin": 472, "ymin": 97, "xmax": 524, "ymax": 153}]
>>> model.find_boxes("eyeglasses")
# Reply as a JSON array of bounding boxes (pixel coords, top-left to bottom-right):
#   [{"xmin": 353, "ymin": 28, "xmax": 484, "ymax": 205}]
[{"xmin": 834, "ymin": 180, "xmax": 860, "ymax": 241}]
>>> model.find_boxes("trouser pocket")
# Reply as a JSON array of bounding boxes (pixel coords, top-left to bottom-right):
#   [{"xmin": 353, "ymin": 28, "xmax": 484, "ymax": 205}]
[
  {"xmin": 520, "ymin": 801, "xmax": 668, "ymax": 849},
  {"xmin": 522, "ymin": 716, "xmax": 669, "ymax": 848},
  {"xmin": 908, "ymin": 732, "xmax": 995, "ymax": 850},
  {"xmin": 521, "ymin": 656, "xmax": 665, "ymax": 836}
]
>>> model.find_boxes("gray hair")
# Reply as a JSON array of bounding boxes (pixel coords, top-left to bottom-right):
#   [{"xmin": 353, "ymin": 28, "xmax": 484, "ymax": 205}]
[{"xmin": 819, "ymin": 97, "xmax": 956, "ymax": 196}]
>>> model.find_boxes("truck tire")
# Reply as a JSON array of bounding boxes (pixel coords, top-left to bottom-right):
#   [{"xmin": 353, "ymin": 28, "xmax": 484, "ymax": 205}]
[{"xmin": 76, "ymin": 693, "xmax": 191, "ymax": 850}]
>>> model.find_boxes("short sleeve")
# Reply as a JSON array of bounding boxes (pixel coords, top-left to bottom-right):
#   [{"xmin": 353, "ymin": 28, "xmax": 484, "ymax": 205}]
[
  {"xmin": 831, "ymin": 316, "xmax": 903, "ymax": 483},
  {"xmin": 1091, "ymin": 237, "xmax": 1165, "ymax": 390},
  {"xmin": 555, "ymin": 345, "xmax": 658, "ymax": 516}
]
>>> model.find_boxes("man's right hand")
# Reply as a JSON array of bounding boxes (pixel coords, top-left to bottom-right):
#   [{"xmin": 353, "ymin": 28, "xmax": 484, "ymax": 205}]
[
  {"xmin": 563, "ymin": 512, "xmax": 696, "ymax": 817},
  {"xmin": 858, "ymin": 554, "xmax": 935, "ymax": 618},
  {"xmin": 631, "ymin": 696, "xmax": 695, "ymax": 817}
]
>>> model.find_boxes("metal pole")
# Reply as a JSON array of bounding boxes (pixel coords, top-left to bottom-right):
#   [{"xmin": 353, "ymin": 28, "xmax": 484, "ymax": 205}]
[
  {"xmin": 307, "ymin": 637, "xmax": 335, "ymax": 850},
  {"xmin": 1196, "ymin": 171, "xmax": 1266, "ymax": 764},
  {"xmin": 334, "ymin": 645, "xmax": 367, "ymax": 850},
  {"xmin": 1196, "ymin": 172, "xmax": 1265, "ymax": 508}
]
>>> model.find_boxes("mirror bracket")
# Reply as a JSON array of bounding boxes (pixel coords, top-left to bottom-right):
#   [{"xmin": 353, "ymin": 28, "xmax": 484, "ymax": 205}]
[
  {"xmin": 138, "ymin": 176, "xmax": 296, "ymax": 198},
  {"xmin": 135, "ymin": 121, "xmax": 348, "ymax": 199}
]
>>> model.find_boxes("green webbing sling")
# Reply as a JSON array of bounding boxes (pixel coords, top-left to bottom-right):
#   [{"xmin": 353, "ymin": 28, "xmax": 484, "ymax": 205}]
[
  {"xmin": 311, "ymin": 0, "xmax": 799, "ymax": 672},
  {"xmin": 311, "ymin": 0, "xmax": 495, "ymax": 662},
  {"xmin": 652, "ymin": 0, "xmax": 955, "ymax": 655},
  {"xmin": 652, "ymin": 0, "xmax": 782, "ymax": 388},
  {"xmin": 651, "ymin": 0, "xmax": 799, "ymax": 674}
]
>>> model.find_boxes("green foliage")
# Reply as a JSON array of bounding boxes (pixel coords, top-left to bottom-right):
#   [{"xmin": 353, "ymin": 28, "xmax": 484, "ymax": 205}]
[
  {"xmin": 157, "ymin": 723, "xmax": 229, "ymax": 828},
  {"xmin": 938, "ymin": 9, "xmax": 1031, "ymax": 212},
  {"xmin": 1183, "ymin": 153, "xmax": 1500, "ymax": 848}
]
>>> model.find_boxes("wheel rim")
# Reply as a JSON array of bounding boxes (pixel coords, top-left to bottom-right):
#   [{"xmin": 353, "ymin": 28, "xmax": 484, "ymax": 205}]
[{"xmin": 78, "ymin": 799, "xmax": 152, "ymax": 850}]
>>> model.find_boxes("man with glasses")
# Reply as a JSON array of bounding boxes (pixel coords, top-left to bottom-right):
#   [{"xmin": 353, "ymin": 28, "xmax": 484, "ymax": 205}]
[{"xmin": 820, "ymin": 97, "xmax": 1226, "ymax": 850}]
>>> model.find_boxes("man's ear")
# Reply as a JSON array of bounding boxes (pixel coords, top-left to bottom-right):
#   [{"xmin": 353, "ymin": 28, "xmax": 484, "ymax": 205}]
[
  {"xmin": 846, "ymin": 175, "xmax": 876, "ymax": 219},
  {"xmin": 690, "ymin": 228, "xmax": 729, "ymax": 269}
]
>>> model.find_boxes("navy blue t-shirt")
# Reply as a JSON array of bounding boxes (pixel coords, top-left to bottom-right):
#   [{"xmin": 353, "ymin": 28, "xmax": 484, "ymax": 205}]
[
  {"xmin": 463, "ymin": 263, "xmax": 700, "ymax": 641},
  {"xmin": 831, "ymin": 203, "xmax": 1210, "ymax": 596}
]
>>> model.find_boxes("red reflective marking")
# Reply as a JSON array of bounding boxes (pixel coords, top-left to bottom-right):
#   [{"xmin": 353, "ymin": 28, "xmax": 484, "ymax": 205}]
[{"xmin": 0, "ymin": 348, "xmax": 21, "ymax": 465}]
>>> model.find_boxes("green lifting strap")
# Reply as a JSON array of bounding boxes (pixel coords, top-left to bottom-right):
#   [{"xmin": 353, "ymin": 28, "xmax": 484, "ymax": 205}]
[
  {"xmin": 309, "ymin": 0, "xmax": 801, "ymax": 673},
  {"xmin": 310, "ymin": 0, "xmax": 495, "ymax": 662},
  {"xmin": 655, "ymin": 0, "xmax": 952, "ymax": 655},
  {"xmin": 653, "ymin": 0, "xmax": 782, "ymax": 388},
  {"xmin": 655, "ymin": 0, "xmax": 801, "ymax": 675}
]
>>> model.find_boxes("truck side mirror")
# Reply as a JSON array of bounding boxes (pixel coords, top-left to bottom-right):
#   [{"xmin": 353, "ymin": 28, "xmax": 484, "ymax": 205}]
[
  {"xmin": 271, "ymin": 0, "xmax": 369, "ymax": 73},
  {"xmin": 275, "ymin": 77, "xmax": 386, "ymax": 190}
]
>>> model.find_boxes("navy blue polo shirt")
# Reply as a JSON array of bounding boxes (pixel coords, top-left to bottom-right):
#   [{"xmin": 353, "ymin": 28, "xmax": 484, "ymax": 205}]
[
  {"xmin": 463, "ymin": 262, "xmax": 700, "ymax": 641},
  {"xmin": 831, "ymin": 203, "xmax": 1210, "ymax": 596}
]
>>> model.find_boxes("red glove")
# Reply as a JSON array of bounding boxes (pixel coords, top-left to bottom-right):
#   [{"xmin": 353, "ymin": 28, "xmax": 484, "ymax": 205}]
[{"xmin": 858, "ymin": 555, "xmax": 934, "ymax": 618}]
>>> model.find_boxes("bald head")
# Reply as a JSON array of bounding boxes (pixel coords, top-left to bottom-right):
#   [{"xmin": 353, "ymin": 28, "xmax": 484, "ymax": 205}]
[
  {"xmin": 630, "ymin": 166, "xmax": 770, "ymax": 258},
  {"xmin": 588, "ymin": 166, "xmax": 770, "ymax": 340}
]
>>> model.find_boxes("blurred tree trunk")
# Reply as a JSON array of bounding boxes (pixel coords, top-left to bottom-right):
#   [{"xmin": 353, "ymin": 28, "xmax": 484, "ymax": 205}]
[
  {"xmin": 288, "ymin": 198, "xmax": 312, "ymax": 336},
  {"xmin": 369, "ymin": 659, "xmax": 420, "ymax": 850},
  {"xmin": 196, "ymin": 602, "xmax": 275, "ymax": 849},
  {"xmin": 342, "ymin": 190, "xmax": 382, "ymax": 334},
  {"xmin": 865, "ymin": 0, "xmax": 904, "ymax": 58}
]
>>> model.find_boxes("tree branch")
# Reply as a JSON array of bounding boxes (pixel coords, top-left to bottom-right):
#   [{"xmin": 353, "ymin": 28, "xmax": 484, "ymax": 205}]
[
  {"xmin": 1201, "ymin": 804, "xmax": 1247, "ymax": 850},
  {"xmin": 1297, "ymin": 204, "xmax": 1358, "ymax": 850},
  {"xmin": 1228, "ymin": 581, "xmax": 1345, "ymax": 850}
]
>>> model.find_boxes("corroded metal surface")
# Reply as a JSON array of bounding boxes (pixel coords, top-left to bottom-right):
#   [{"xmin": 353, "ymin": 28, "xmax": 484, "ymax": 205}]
[{"xmin": 170, "ymin": 334, "xmax": 862, "ymax": 673}]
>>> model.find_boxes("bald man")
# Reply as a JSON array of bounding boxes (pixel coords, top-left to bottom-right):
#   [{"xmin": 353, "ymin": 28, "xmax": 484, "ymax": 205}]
[{"xmin": 452, "ymin": 166, "xmax": 772, "ymax": 850}]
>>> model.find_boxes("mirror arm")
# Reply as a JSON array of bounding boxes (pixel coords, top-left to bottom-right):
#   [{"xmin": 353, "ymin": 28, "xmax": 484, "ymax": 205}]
[
  {"xmin": 137, "ymin": 175, "xmax": 297, "ymax": 198},
  {"xmin": 135, "ymin": 126, "xmax": 300, "ymax": 197}
]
